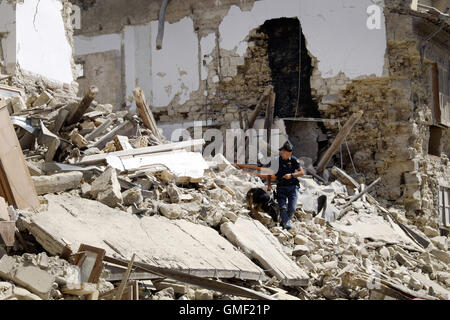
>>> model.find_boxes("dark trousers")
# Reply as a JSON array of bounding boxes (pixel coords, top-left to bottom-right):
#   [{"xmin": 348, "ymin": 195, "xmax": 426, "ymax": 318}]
[{"xmin": 276, "ymin": 185, "xmax": 298, "ymax": 226}]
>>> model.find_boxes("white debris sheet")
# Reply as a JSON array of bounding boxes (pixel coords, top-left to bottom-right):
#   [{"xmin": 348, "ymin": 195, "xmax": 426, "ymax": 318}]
[
  {"xmin": 20, "ymin": 194, "xmax": 267, "ymax": 281},
  {"xmin": 221, "ymin": 217, "xmax": 310, "ymax": 287}
]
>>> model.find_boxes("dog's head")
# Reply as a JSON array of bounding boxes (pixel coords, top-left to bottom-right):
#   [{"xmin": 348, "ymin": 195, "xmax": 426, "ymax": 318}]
[{"xmin": 266, "ymin": 198, "xmax": 280, "ymax": 222}]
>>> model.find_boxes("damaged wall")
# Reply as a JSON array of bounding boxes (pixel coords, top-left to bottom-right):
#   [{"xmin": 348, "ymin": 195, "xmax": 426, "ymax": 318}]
[
  {"xmin": 73, "ymin": 0, "xmax": 387, "ymax": 119},
  {"xmin": 0, "ymin": 0, "xmax": 75, "ymax": 85},
  {"xmin": 0, "ymin": 1, "xmax": 16, "ymax": 74},
  {"xmin": 318, "ymin": 2, "xmax": 450, "ymax": 231}
]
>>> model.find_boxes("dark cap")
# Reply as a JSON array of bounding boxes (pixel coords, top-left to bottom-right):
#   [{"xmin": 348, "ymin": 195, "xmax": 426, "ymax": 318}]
[{"xmin": 279, "ymin": 141, "xmax": 293, "ymax": 152}]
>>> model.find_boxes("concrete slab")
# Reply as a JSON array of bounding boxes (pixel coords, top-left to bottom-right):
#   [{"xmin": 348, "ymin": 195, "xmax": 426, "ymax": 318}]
[
  {"xmin": 221, "ymin": 217, "xmax": 309, "ymax": 287},
  {"xmin": 20, "ymin": 194, "xmax": 266, "ymax": 281}
]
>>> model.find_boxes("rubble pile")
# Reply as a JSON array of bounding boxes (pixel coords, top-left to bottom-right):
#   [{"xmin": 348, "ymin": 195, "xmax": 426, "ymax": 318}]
[
  {"xmin": 5, "ymin": 85, "xmax": 164, "ymax": 171},
  {"xmin": 0, "ymin": 83, "xmax": 448, "ymax": 301}
]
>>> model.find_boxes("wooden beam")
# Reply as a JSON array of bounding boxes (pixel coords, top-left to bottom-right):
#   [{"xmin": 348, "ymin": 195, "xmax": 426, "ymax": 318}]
[
  {"xmin": 432, "ymin": 63, "xmax": 442, "ymax": 124},
  {"xmin": 103, "ymin": 255, "xmax": 276, "ymax": 300},
  {"xmin": 133, "ymin": 88, "xmax": 163, "ymax": 140},
  {"xmin": 84, "ymin": 117, "xmax": 113, "ymax": 141},
  {"xmin": 92, "ymin": 120, "xmax": 135, "ymax": 150},
  {"xmin": 66, "ymin": 86, "xmax": 99, "ymax": 125},
  {"xmin": 156, "ymin": 0, "xmax": 171, "ymax": 50},
  {"xmin": 52, "ymin": 108, "xmax": 69, "ymax": 134},
  {"xmin": 0, "ymin": 100, "xmax": 39, "ymax": 210},
  {"xmin": 338, "ymin": 177, "xmax": 381, "ymax": 220},
  {"xmin": 114, "ymin": 253, "xmax": 135, "ymax": 300},
  {"xmin": 265, "ymin": 90, "xmax": 275, "ymax": 145},
  {"xmin": 317, "ymin": 111, "xmax": 363, "ymax": 173},
  {"xmin": 248, "ymin": 86, "xmax": 272, "ymax": 129}
]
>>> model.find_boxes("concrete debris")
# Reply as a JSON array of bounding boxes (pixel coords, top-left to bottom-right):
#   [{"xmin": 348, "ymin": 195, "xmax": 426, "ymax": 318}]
[
  {"xmin": 32, "ymin": 172, "xmax": 83, "ymax": 195},
  {"xmin": 152, "ymin": 287, "xmax": 175, "ymax": 300},
  {"xmin": 122, "ymin": 187, "xmax": 143, "ymax": 206},
  {"xmin": 0, "ymin": 3, "xmax": 448, "ymax": 301},
  {"xmin": 221, "ymin": 217, "xmax": 309, "ymax": 286},
  {"xmin": 90, "ymin": 166, "xmax": 123, "ymax": 207},
  {"xmin": 159, "ymin": 203, "xmax": 188, "ymax": 219}
]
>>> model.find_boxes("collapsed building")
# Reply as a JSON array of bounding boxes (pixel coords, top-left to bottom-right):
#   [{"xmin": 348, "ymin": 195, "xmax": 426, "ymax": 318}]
[
  {"xmin": 0, "ymin": 0, "xmax": 449, "ymax": 301},
  {"xmin": 71, "ymin": 0, "xmax": 450, "ymax": 233}
]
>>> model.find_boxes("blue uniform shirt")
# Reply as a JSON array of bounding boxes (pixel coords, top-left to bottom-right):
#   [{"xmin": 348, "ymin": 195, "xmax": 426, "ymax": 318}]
[{"xmin": 269, "ymin": 155, "xmax": 301, "ymax": 186}]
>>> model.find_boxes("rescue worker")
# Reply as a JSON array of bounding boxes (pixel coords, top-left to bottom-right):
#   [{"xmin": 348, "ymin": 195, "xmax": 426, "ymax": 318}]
[{"xmin": 267, "ymin": 141, "xmax": 304, "ymax": 230}]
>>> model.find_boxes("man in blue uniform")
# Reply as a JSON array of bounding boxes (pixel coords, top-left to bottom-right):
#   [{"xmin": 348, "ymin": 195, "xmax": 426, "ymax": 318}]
[{"xmin": 268, "ymin": 141, "xmax": 304, "ymax": 230}]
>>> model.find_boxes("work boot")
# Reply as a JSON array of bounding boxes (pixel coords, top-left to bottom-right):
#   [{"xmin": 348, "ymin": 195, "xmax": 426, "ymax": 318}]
[{"xmin": 281, "ymin": 220, "xmax": 292, "ymax": 231}]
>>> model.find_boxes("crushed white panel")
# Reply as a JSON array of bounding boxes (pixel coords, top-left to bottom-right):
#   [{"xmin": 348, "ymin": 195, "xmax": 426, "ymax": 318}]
[
  {"xmin": 221, "ymin": 217, "xmax": 310, "ymax": 286},
  {"xmin": 23, "ymin": 194, "xmax": 267, "ymax": 281},
  {"xmin": 118, "ymin": 150, "xmax": 209, "ymax": 181}
]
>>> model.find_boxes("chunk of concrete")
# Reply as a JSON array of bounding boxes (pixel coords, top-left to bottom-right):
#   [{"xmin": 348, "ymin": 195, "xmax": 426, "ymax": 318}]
[
  {"xmin": 211, "ymin": 153, "xmax": 233, "ymax": 171},
  {"xmin": 195, "ymin": 289, "xmax": 213, "ymax": 300},
  {"xmin": 221, "ymin": 217, "xmax": 309, "ymax": 286},
  {"xmin": 32, "ymin": 172, "xmax": 83, "ymax": 195},
  {"xmin": 0, "ymin": 256, "xmax": 54, "ymax": 299},
  {"xmin": 292, "ymin": 245, "xmax": 310, "ymax": 257},
  {"xmin": 90, "ymin": 166, "xmax": 123, "ymax": 207},
  {"xmin": 298, "ymin": 255, "xmax": 316, "ymax": 272},
  {"xmin": 122, "ymin": 187, "xmax": 143, "ymax": 206},
  {"xmin": 69, "ymin": 129, "xmax": 89, "ymax": 148},
  {"xmin": 423, "ymin": 226, "xmax": 440, "ymax": 238},
  {"xmin": 159, "ymin": 203, "xmax": 188, "ymax": 220},
  {"xmin": 33, "ymin": 91, "xmax": 53, "ymax": 107},
  {"xmin": 154, "ymin": 280, "xmax": 187, "ymax": 295},
  {"xmin": 0, "ymin": 281, "xmax": 13, "ymax": 299},
  {"xmin": 394, "ymin": 252, "xmax": 413, "ymax": 268},
  {"xmin": 430, "ymin": 236, "xmax": 447, "ymax": 251},
  {"xmin": 10, "ymin": 96, "xmax": 27, "ymax": 114},
  {"xmin": 0, "ymin": 255, "xmax": 16, "ymax": 276},
  {"xmin": 294, "ymin": 234, "xmax": 309, "ymax": 245},
  {"xmin": 12, "ymin": 287, "xmax": 42, "ymax": 300},
  {"xmin": 153, "ymin": 287, "xmax": 175, "ymax": 300}
]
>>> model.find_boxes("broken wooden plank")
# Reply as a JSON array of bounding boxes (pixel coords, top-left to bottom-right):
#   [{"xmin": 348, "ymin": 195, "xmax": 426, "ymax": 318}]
[
  {"xmin": 52, "ymin": 108, "xmax": 69, "ymax": 134},
  {"xmin": 84, "ymin": 117, "xmax": 113, "ymax": 141},
  {"xmin": 66, "ymin": 86, "xmax": 99, "ymax": 125},
  {"xmin": 77, "ymin": 139, "xmax": 205, "ymax": 165},
  {"xmin": 221, "ymin": 217, "xmax": 309, "ymax": 287},
  {"xmin": 338, "ymin": 177, "xmax": 381, "ymax": 220},
  {"xmin": 114, "ymin": 253, "xmax": 135, "ymax": 300},
  {"xmin": 69, "ymin": 129, "xmax": 89, "ymax": 148},
  {"xmin": 331, "ymin": 166, "xmax": 379, "ymax": 205},
  {"xmin": 92, "ymin": 120, "xmax": 135, "ymax": 150},
  {"xmin": 317, "ymin": 111, "xmax": 364, "ymax": 173},
  {"xmin": 0, "ymin": 99, "xmax": 39, "ymax": 210},
  {"xmin": 249, "ymin": 86, "xmax": 272, "ymax": 129},
  {"xmin": 75, "ymin": 244, "xmax": 106, "ymax": 284},
  {"xmin": 133, "ymin": 88, "xmax": 163, "ymax": 140},
  {"xmin": 265, "ymin": 90, "xmax": 275, "ymax": 145},
  {"xmin": 99, "ymin": 283, "xmax": 135, "ymax": 300},
  {"xmin": 104, "ymin": 255, "xmax": 275, "ymax": 300}
]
